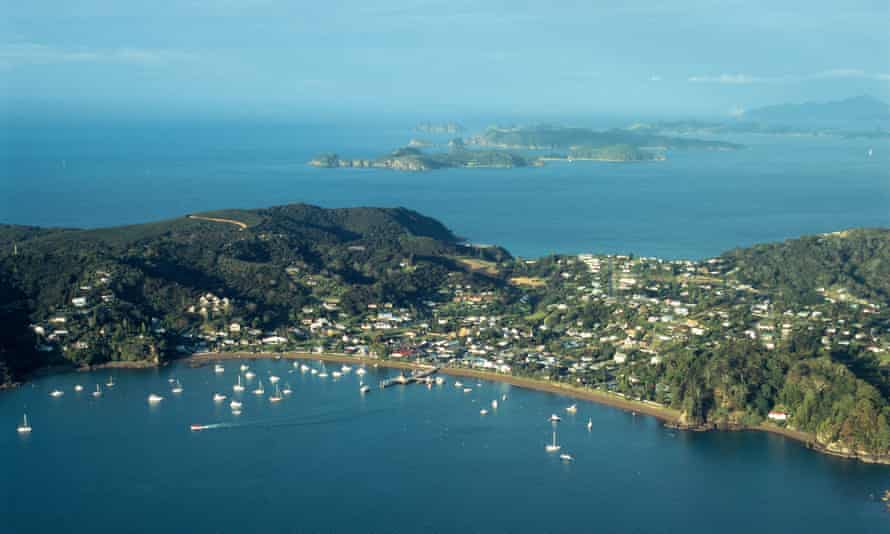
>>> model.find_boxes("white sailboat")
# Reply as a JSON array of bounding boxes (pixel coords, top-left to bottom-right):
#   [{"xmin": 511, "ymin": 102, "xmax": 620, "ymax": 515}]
[
  {"xmin": 549, "ymin": 414, "xmax": 562, "ymax": 422},
  {"xmin": 214, "ymin": 364, "xmax": 225, "ymax": 374},
  {"xmin": 587, "ymin": 418, "xmax": 593, "ymax": 431},
  {"xmin": 253, "ymin": 380, "xmax": 265, "ymax": 395},
  {"xmin": 331, "ymin": 370, "xmax": 342, "ymax": 378},
  {"xmin": 480, "ymin": 409, "xmax": 489, "ymax": 415},
  {"xmin": 240, "ymin": 364, "xmax": 249, "ymax": 372},
  {"xmin": 356, "ymin": 367, "xmax": 367, "ymax": 376},
  {"xmin": 300, "ymin": 363, "xmax": 310, "ymax": 373},
  {"xmin": 560, "ymin": 453, "xmax": 574, "ymax": 462},
  {"xmin": 106, "ymin": 376, "xmax": 115, "ymax": 387},
  {"xmin": 233, "ymin": 376, "xmax": 245, "ymax": 392},
  {"xmin": 17, "ymin": 414, "xmax": 32, "ymax": 433},
  {"xmin": 491, "ymin": 399, "xmax": 499, "ymax": 409},
  {"xmin": 230, "ymin": 400, "xmax": 243, "ymax": 410},
  {"xmin": 213, "ymin": 393, "xmax": 227, "ymax": 402},
  {"xmin": 245, "ymin": 370, "xmax": 256, "ymax": 379},
  {"xmin": 147, "ymin": 393, "xmax": 164, "ymax": 403},
  {"xmin": 171, "ymin": 380, "xmax": 184, "ymax": 394},
  {"xmin": 282, "ymin": 383, "xmax": 293, "ymax": 395},
  {"xmin": 92, "ymin": 384, "xmax": 102, "ymax": 397},
  {"xmin": 74, "ymin": 384, "xmax": 84, "ymax": 392},
  {"xmin": 545, "ymin": 430, "xmax": 561, "ymax": 452},
  {"xmin": 566, "ymin": 404, "xmax": 577, "ymax": 413},
  {"xmin": 269, "ymin": 384, "xmax": 282, "ymax": 403},
  {"xmin": 269, "ymin": 375, "xmax": 280, "ymax": 384},
  {"xmin": 50, "ymin": 389, "xmax": 64, "ymax": 397}
]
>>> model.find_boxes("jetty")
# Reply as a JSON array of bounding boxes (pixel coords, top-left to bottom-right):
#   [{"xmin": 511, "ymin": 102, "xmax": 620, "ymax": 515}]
[{"xmin": 379, "ymin": 367, "xmax": 439, "ymax": 389}]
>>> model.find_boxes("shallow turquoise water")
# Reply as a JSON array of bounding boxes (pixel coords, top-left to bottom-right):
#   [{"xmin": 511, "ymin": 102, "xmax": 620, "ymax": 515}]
[{"xmin": 2, "ymin": 360, "xmax": 888, "ymax": 533}]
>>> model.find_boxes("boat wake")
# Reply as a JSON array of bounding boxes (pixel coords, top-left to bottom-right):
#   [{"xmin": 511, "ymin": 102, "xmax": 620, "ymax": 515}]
[{"xmin": 190, "ymin": 407, "xmax": 385, "ymax": 432}]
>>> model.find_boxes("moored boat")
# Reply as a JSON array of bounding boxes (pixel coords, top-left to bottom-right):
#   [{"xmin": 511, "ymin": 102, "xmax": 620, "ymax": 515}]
[
  {"xmin": 545, "ymin": 430, "xmax": 561, "ymax": 452},
  {"xmin": 147, "ymin": 393, "xmax": 164, "ymax": 403},
  {"xmin": 233, "ymin": 376, "xmax": 245, "ymax": 392},
  {"xmin": 17, "ymin": 414, "xmax": 32, "ymax": 433},
  {"xmin": 213, "ymin": 393, "xmax": 227, "ymax": 402},
  {"xmin": 50, "ymin": 389, "xmax": 64, "ymax": 397}
]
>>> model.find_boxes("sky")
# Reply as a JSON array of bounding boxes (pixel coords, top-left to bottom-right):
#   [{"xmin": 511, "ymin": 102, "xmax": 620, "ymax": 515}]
[{"xmin": 1, "ymin": 0, "xmax": 889, "ymax": 120}]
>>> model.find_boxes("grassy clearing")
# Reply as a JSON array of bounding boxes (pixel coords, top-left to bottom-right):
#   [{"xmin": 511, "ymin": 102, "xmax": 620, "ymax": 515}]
[{"xmin": 510, "ymin": 276, "xmax": 546, "ymax": 287}]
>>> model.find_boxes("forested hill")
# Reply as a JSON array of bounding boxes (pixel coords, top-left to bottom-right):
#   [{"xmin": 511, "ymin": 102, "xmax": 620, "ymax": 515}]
[
  {"xmin": 721, "ymin": 229, "xmax": 890, "ymax": 307},
  {"xmin": 0, "ymin": 204, "xmax": 505, "ymax": 381}
]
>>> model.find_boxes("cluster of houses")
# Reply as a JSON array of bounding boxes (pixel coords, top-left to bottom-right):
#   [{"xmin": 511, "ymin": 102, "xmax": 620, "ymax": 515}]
[{"xmin": 28, "ymin": 252, "xmax": 890, "ymax": 427}]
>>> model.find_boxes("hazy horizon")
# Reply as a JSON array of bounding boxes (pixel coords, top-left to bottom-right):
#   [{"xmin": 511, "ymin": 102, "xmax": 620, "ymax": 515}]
[{"xmin": 2, "ymin": 1, "xmax": 889, "ymax": 121}]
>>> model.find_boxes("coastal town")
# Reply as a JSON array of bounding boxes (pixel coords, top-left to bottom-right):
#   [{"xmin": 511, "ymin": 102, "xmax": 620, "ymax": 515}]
[{"xmin": 28, "ymin": 242, "xmax": 890, "ymax": 437}]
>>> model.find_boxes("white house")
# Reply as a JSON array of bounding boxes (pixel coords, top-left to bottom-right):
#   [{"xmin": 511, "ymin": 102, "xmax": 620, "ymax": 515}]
[{"xmin": 767, "ymin": 410, "xmax": 789, "ymax": 422}]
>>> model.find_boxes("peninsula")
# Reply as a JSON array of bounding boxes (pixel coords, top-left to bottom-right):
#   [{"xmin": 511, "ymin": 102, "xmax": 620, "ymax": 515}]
[{"xmin": 1, "ymin": 205, "xmax": 888, "ymax": 464}]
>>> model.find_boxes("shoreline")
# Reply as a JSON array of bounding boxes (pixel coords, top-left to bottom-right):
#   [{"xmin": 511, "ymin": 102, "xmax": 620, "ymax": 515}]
[{"xmin": 11, "ymin": 351, "xmax": 890, "ymax": 465}]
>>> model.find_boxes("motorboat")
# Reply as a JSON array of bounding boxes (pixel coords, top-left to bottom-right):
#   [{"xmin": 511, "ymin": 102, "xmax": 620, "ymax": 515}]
[
  {"xmin": 147, "ymin": 393, "xmax": 164, "ymax": 403},
  {"xmin": 50, "ymin": 389, "xmax": 64, "ymax": 397},
  {"xmin": 213, "ymin": 393, "xmax": 227, "ymax": 402}
]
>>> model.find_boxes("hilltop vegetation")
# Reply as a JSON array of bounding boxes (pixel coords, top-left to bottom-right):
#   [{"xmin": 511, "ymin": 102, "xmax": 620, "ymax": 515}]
[
  {"xmin": 1, "ymin": 205, "xmax": 888, "ymax": 461},
  {"xmin": 310, "ymin": 146, "xmax": 533, "ymax": 171},
  {"xmin": 470, "ymin": 124, "xmax": 741, "ymax": 151}
]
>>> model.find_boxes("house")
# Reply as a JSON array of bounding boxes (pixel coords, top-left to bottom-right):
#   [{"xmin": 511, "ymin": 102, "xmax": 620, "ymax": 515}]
[{"xmin": 767, "ymin": 410, "xmax": 789, "ymax": 422}]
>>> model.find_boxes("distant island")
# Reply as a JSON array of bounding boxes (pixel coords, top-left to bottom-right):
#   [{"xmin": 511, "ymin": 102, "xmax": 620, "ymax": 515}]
[
  {"xmin": 310, "ymin": 124, "xmax": 740, "ymax": 172},
  {"xmin": 744, "ymin": 95, "xmax": 890, "ymax": 123},
  {"xmin": 628, "ymin": 95, "xmax": 890, "ymax": 140},
  {"xmin": 469, "ymin": 124, "xmax": 741, "ymax": 151},
  {"xmin": 2, "ymin": 203, "xmax": 889, "ymax": 464},
  {"xmin": 309, "ymin": 145, "xmax": 536, "ymax": 171}
]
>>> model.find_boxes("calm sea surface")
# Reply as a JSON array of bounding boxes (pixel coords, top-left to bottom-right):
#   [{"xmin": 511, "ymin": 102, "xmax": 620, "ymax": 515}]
[
  {"xmin": 2, "ymin": 119, "xmax": 890, "ymax": 533},
  {"xmin": 2, "ymin": 361, "xmax": 889, "ymax": 534},
  {"xmin": 1, "ymin": 119, "xmax": 888, "ymax": 259}
]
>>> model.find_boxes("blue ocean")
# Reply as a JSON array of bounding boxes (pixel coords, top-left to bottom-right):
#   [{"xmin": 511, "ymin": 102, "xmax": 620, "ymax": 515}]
[
  {"xmin": 2, "ymin": 118, "xmax": 890, "ymax": 533},
  {"xmin": 2, "ymin": 118, "xmax": 887, "ymax": 259}
]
